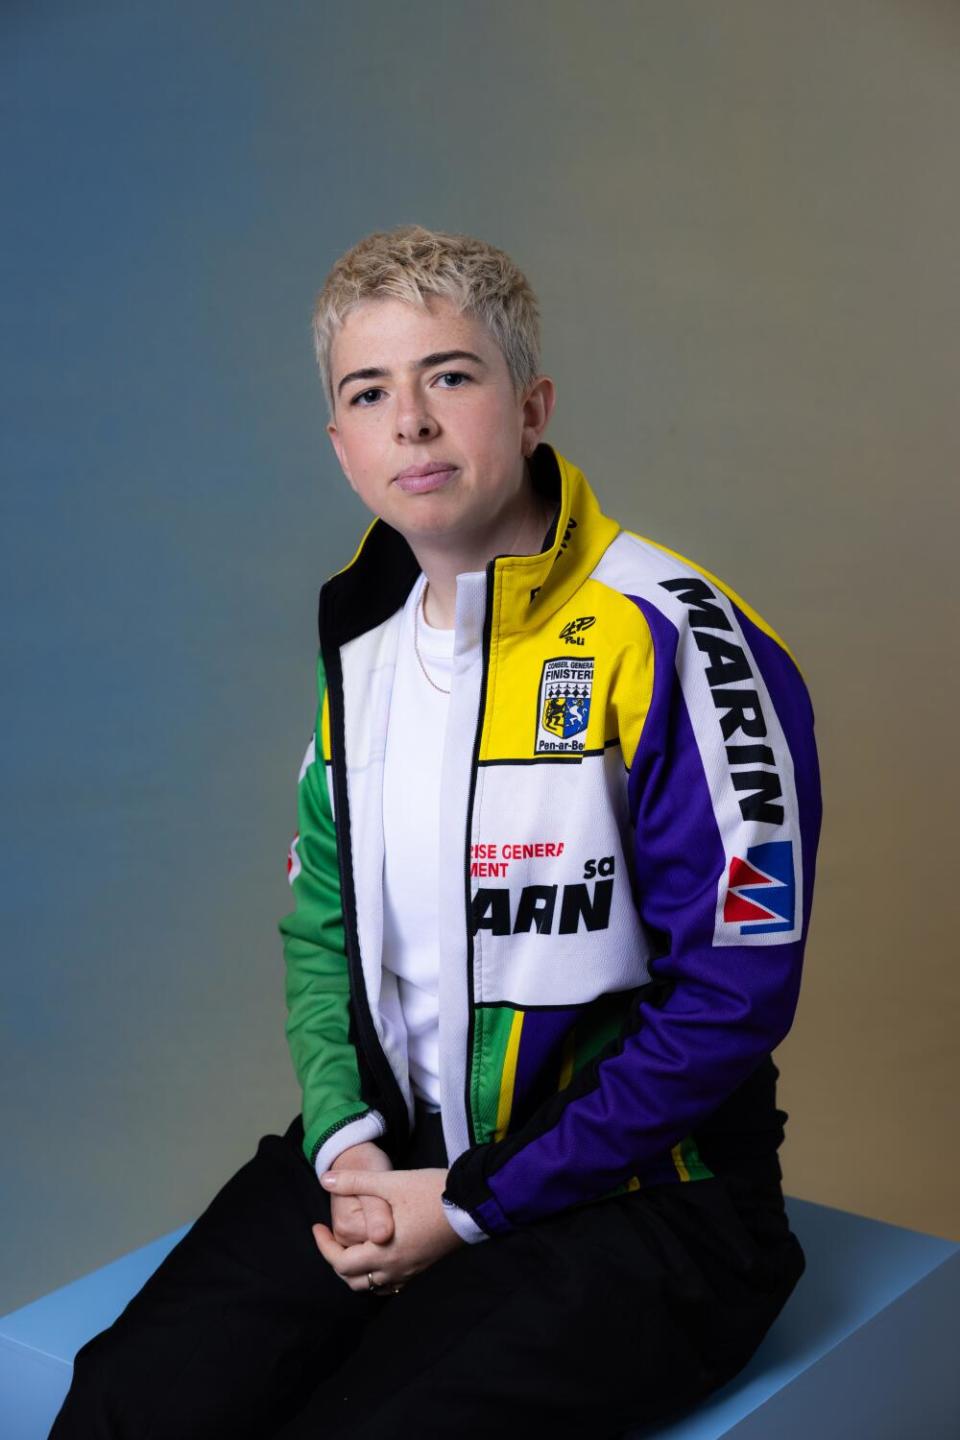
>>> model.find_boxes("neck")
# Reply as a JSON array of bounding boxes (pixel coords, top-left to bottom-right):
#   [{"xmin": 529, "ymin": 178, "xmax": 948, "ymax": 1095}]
[{"xmin": 415, "ymin": 485, "xmax": 556, "ymax": 629}]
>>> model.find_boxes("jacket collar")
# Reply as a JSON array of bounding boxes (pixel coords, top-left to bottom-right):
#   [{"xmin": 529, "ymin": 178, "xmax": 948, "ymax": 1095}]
[
  {"xmin": 492, "ymin": 443, "xmax": 620, "ymax": 634},
  {"xmin": 319, "ymin": 443, "xmax": 620, "ymax": 646}
]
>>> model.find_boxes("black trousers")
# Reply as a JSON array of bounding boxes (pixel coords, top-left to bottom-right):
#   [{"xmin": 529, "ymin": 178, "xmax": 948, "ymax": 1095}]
[{"xmin": 50, "ymin": 1107, "xmax": 804, "ymax": 1440}]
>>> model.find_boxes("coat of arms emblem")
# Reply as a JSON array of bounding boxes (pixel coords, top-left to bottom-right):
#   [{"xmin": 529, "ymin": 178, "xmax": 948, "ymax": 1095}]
[{"xmin": 535, "ymin": 656, "xmax": 594, "ymax": 753}]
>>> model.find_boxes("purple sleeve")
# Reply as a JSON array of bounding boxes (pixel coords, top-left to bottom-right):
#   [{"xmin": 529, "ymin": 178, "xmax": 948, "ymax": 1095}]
[{"xmin": 443, "ymin": 596, "xmax": 821, "ymax": 1235}]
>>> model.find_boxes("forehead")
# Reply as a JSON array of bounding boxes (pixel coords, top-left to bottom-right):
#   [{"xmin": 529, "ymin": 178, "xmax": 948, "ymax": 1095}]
[{"xmin": 330, "ymin": 294, "xmax": 503, "ymax": 371}]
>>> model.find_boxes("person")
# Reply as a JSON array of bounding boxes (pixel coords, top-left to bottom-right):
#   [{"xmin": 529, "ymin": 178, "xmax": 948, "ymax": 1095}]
[{"xmin": 51, "ymin": 224, "xmax": 822, "ymax": 1439}]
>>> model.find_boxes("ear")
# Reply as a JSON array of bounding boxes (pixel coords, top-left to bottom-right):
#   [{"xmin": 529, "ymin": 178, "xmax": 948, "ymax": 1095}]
[
  {"xmin": 326, "ymin": 419, "xmax": 358, "ymax": 494},
  {"xmin": 520, "ymin": 375, "xmax": 556, "ymax": 457}
]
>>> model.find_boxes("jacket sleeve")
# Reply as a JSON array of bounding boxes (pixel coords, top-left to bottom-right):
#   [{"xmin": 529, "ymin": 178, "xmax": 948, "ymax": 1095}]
[
  {"xmin": 278, "ymin": 655, "xmax": 387, "ymax": 1179},
  {"xmin": 443, "ymin": 590, "xmax": 822, "ymax": 1239}
]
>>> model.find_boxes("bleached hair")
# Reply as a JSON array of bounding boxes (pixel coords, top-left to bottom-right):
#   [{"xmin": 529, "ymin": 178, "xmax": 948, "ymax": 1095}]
[{"xmin": 312, "ymin": 224, "xmax": 541, "ymax": 416}]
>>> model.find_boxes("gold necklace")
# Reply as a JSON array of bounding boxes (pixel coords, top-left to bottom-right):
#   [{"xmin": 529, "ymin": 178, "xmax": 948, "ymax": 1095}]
[
  {"xmin": 414, "ymin": 582, "xmax": 451, "ymax": 695},
  {"xmin": 413, "ymin": 497, "xmax": 556, "ymax": 694}
]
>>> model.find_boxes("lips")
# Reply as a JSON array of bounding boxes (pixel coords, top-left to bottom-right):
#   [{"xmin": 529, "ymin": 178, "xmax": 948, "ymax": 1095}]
[{"xmin": 393, "ymin": 463, "xmax": 458, "ymax": 494}]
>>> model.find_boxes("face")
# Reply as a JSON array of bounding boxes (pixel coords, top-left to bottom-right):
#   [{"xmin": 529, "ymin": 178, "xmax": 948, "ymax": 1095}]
[{"xmin": 325, "ymin": 294, "xmax": 554, "ymax": 559}]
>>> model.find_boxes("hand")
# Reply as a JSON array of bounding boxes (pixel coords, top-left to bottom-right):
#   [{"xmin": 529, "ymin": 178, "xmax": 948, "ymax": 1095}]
[
  {"xmin": 313, "ymin": 1167, "xmax": 465, "ymax": 1293},
  {"xmin": 329, "ymin": 1142, "xmax": 395, "ymax": 1247}
]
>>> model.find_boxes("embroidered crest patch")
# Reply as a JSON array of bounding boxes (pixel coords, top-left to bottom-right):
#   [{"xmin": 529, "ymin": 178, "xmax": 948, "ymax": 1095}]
[{"xmin": 535, "ymin": 656, "xmax": 594, "ymax": 753}]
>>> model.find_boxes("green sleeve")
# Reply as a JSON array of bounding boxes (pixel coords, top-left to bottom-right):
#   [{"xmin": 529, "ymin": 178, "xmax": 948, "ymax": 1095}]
[{"xmin": 278, "ymin": 655, "xmax": 370, "ymax": 1166}]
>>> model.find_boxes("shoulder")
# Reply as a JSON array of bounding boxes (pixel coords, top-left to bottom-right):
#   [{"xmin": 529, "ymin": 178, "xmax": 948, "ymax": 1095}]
[{"xmin": 589, "ymin": 529, "xmax": 800, "ymax": 671}]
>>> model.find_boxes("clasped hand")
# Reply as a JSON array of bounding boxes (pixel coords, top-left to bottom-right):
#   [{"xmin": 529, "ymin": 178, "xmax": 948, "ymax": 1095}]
[{"xmin": 312, "ymin": 1144, "xmax": 464, "ymax": 1293}]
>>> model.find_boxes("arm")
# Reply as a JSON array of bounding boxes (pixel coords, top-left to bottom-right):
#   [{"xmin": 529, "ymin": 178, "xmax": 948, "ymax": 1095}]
[
  {"xmin": 284, "ymin": 658, "xmax": 457, "ymax": 1261},
  {"xmin": 279, "ymin": 655, "xmax": 387, "ymax": 1179},
  {"xmin": 443, "ymin": 591, "xmax": 822, "ymax": 1237}
]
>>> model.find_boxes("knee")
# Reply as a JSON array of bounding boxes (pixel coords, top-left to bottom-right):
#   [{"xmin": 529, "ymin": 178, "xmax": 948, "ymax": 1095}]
[{"xmin": 51, "ymin": 1321, "xmax": 140, "ymax": 1438}]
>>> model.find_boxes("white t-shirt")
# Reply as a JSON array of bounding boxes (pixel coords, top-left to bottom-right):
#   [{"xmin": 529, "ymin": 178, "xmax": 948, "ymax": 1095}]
[{"xmin": 381, "ymin": 575, "xmax": 452, "ymax": 1113}]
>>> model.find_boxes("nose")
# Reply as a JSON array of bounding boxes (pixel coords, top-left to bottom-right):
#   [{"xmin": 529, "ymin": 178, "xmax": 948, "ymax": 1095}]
[{"xmin": 394, "ymin": 387, "xmax": 440, "ymax": 443}]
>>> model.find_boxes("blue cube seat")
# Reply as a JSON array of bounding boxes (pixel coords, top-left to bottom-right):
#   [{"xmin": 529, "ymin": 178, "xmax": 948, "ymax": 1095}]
[{"xmin": 1, "ymin": 1201, "xmax": 957, "ymax": 1439}]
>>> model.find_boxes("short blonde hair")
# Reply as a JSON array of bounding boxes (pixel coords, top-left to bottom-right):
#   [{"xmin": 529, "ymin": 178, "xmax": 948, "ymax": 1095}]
[{"xmin": 313, "ymin": 224, "xmax": 542, "ymax": 416}]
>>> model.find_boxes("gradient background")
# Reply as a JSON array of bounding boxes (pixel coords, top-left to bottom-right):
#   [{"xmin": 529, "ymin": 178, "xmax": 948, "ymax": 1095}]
[{"xmin": 3, "ymin": 0, "xmax": 958, "ymax": 1313}]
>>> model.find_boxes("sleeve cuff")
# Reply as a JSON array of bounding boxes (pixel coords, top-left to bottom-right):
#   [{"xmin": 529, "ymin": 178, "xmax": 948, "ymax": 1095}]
[
  {"xmin": 441, "ymin": 1196, "xmax": 491, "ymax": 1244},
  {"xmin": 313, "ymin": 1110, "xmax": 386, "ymax": 1179}
]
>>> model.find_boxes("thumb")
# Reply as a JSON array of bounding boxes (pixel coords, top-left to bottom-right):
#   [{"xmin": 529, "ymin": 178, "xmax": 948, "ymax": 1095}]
[
  {"xmin": 320, "ymin": 1169, "xmax": 393, "ymax": 1198},
  {"xmin": 362, "ymin": 1194, "xmax": 394, "ymax": 1244}
]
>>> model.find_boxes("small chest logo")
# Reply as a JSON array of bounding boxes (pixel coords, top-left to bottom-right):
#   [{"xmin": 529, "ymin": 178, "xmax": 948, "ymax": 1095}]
[
  {"xmin": 559, "ymin": 616, "xmax": 596, "ymax": 646},
  {"xmin": 536, "ymin": 656, "xmax": 594, "ymax": 753}
]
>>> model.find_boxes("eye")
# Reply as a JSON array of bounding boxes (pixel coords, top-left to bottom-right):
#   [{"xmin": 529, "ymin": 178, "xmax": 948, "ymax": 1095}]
[
  {"xmin": 349, "ymin": 387, "xmax": 384, "ymax": 407},
  {"xmin": 434, "ymin": 370, "xmax": 472, "ymax": 389}
]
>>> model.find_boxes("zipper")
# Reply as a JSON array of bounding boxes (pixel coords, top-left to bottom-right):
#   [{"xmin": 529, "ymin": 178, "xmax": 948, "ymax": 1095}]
[{"xmin": 461, "ymin": 560, "xmax": 497, "ymax": 1147}]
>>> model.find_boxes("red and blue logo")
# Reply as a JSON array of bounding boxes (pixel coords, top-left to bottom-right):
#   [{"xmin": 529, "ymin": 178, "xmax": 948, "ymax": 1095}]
[{"xmin": 723, "ymin": 841, "xmax": 795, "ymax": 934}]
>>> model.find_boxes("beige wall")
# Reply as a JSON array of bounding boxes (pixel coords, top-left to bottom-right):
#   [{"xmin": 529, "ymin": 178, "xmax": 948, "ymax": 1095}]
[{"xmin": 532, "ymin": 0, "xmax": 960, "ymax": 1240}]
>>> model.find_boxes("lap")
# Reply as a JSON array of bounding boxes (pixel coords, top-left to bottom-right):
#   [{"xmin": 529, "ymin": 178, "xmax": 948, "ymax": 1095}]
[
  {"xmin": 52, "ymin": 1114, "xmax": 803, "ymax": 1440},
  {"xmin": 279, "ymin": 1172, "xmax": 804, "ymax": 1439},
  {"xmin": 50, "ymin": 1116, "xmax": 384, "ymax": 1439}
]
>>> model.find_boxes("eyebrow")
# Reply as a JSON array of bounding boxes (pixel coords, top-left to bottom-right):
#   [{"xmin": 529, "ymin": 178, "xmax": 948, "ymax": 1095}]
[{"xmin": 336, "ymin": 349, "xmax": 488, "ymax": 397}]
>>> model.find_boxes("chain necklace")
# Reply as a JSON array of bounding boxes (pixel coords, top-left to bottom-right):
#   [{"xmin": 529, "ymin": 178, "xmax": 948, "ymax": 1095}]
[
  {"xmin": 414, "ymin": 582, "xmax": 452, "ymax": 695},
  {"xmin": 413, "ymin": 496, "xmax": 557, "ymax": 695}
]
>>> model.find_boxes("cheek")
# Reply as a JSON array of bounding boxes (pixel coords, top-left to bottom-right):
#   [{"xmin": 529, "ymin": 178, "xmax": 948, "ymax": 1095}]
[
  {"xmin": 340, "ymin": 432, "xmax": 380, "ymax": 479},
  {"xmin": 466, "ymin": 402, "xmax": 519, "ymax": 457}
]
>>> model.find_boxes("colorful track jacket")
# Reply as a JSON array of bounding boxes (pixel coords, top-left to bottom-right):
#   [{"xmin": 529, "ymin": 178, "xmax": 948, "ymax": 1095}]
[{"xmin": 279, "ymin": 443, "xmax": 821, "ymax": 1243}]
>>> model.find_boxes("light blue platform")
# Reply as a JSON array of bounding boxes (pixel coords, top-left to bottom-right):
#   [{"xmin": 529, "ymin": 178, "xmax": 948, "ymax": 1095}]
[{"xmin": 1, "ymin": 1200, "xmax": 957, "ymax": 1439}]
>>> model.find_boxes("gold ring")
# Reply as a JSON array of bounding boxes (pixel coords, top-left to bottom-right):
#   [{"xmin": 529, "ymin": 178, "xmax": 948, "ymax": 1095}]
[{"xmin": 367, "ymin": 1272, "xmax": 403, "ymax": 1295}]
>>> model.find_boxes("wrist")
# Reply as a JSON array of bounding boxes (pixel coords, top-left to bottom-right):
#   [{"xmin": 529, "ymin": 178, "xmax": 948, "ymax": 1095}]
[
  {"xmin": 331, "ymin": 1141, "xmax": 391, "ymax": 1172},
  {"xmin": 441, "ymin": 1195, "xmax": 491, "ymax": 1245}
]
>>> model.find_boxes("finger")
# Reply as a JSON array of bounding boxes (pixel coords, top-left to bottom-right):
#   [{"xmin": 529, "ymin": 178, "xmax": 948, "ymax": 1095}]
[
  {"xmin": 361, "ymin": 1195, "xmax": 394, "ymax": 1244},
  {"xmin": 343, "ymin": 1271, "xmax": 394, "ymax": 1295},
  {"xmin": 312, "ymin": 1222, "xmax": 347, "ymax": 1269},
  {"xmin": 331, "ymin": 1195, "xmax": 369, "ymax": 1245},
  {"xmin": 314, "ymin": 1223, "xmax": 373, "ymax": 1291},
  {"xmin": 321, "ymin": 1238, "xmax": 388, "ymax": 1279},
  {"xmin": 321, "ymin": 1169, "xmax": 393, "ymax": 1198},
  {"xmin": 313, "ymin": 1225, "xmax": 394, "ymax": 1285},
  {"xmin": 332, "ymin": 1219, "xmax": 367, "ymax": 1246}
]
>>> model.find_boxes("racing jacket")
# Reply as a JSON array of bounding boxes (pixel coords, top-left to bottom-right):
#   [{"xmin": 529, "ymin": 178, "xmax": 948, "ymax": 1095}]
[{"xmin": 279, "ymin": 442, "xmax": 821, "ymax": 1243}]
